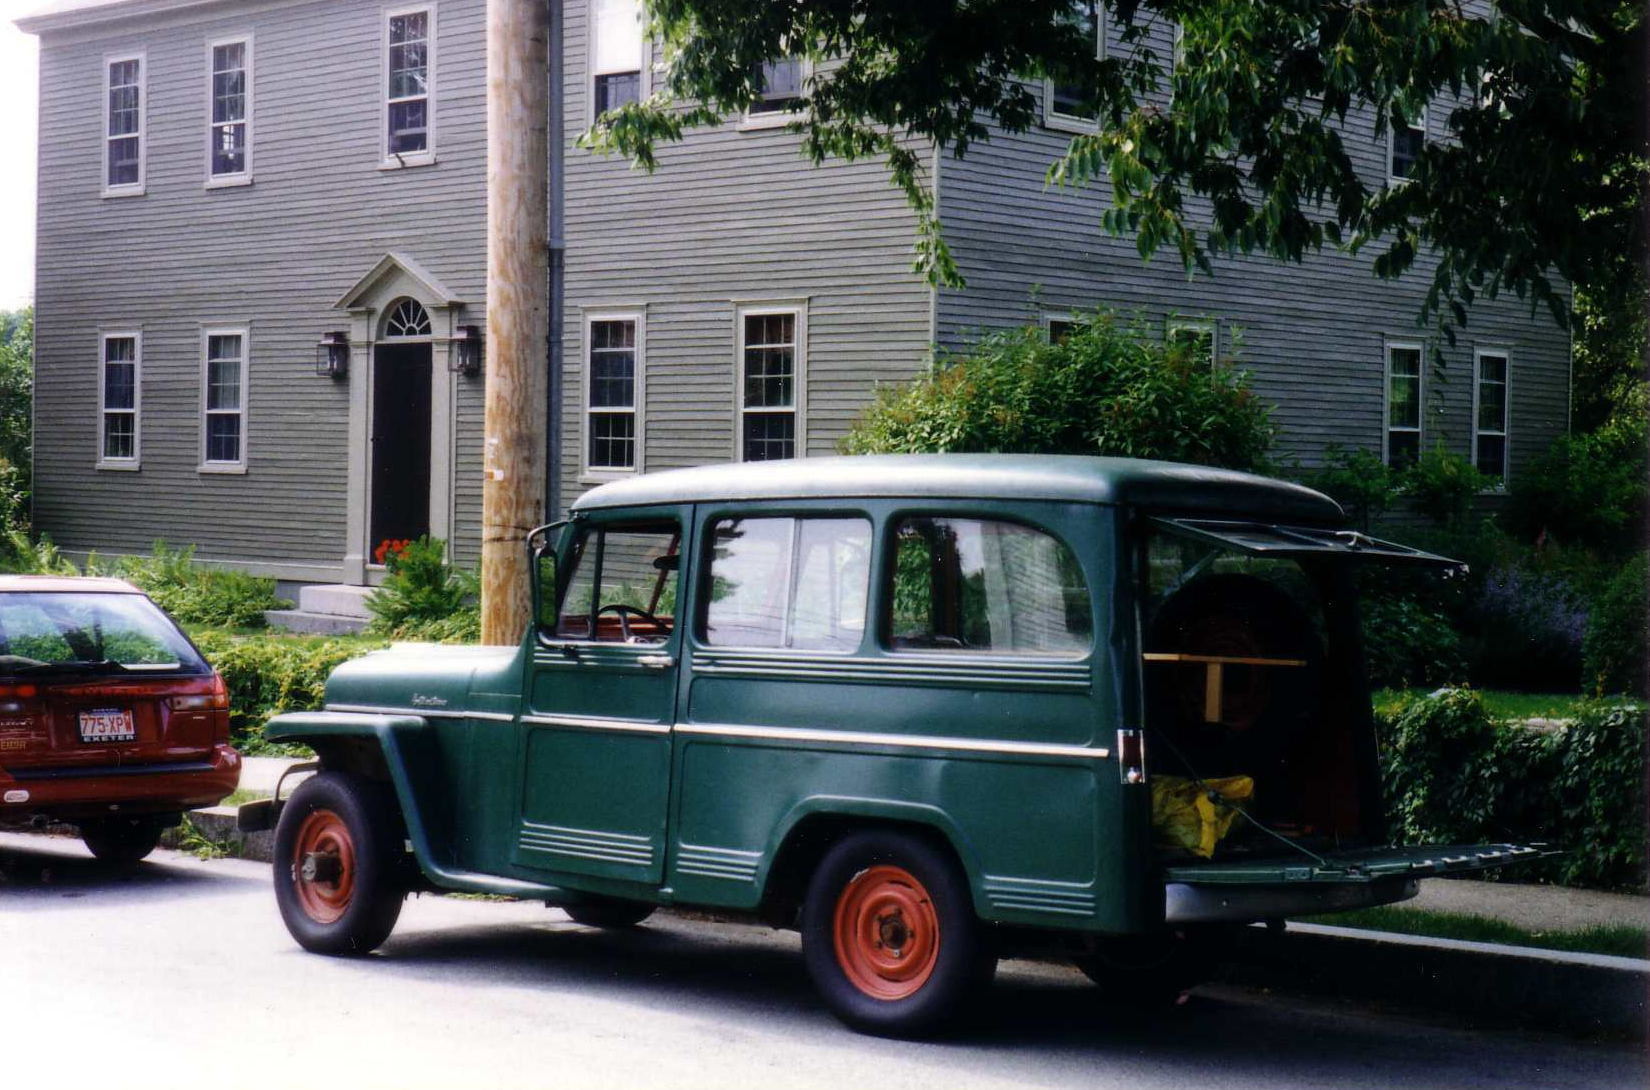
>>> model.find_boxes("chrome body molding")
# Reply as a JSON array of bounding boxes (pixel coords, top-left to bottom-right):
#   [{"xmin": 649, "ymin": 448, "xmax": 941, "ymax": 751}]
[
  {"xmin": 983, "ymin": 875, "xmax": 1098, "ymax": 919},
  {"xmin": 676, "ymin": 722, "xmax": 1109, "ymax": 761},
  {"xmin": 326, "ymin": 703, "xmax": 516, "ymax": 723},
  {"xmin": 690, "ymin": 649, "xmax": 1092, "ymax": 692},
  {"xmin": 520, "ymin": 713, "xmax": 672, "ymax": 735},
  {"xmin": 1164, "ymin": 877, "xmax": 1420, "ymax": 924},
  {"xmin": 518, "ymin": 821, "xmax": 655, "ymax": 868},
  {"xmin": 675, "ymin": 843, "xmax": 762, "ymax": 883}
]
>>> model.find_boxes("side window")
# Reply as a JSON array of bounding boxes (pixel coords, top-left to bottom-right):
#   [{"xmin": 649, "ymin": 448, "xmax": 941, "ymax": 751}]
[
  {"xmin": 888, "ymin": 517, "xmax": 1092, "ymax": 656},
  {"xmin": 703, "ymin": 517, "xmax": 871, "ymax": 652},
  {"xmin": 553, "ymin": 521, "xmax": 680, "ymax": 643}
]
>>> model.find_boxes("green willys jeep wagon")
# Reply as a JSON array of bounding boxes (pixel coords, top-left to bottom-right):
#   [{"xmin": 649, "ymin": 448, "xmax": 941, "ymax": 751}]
[{"xmin": 242, "ymin": 454, "xmax": 1537, "ymax": 1035}]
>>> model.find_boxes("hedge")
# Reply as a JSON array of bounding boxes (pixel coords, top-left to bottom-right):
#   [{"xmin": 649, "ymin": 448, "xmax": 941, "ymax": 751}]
[{"xmin": 191, "ymin": 631, "xmax": 388, "ymax": 754}]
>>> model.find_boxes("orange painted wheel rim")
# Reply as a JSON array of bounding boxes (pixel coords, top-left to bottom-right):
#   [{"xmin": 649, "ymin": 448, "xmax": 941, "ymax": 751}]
[
  {"xmin": 292, "ymin": 808, "xmax": 355, "ymax": 924},
  {"xmin": 832, "ymin": 864, "xmax": 941, "ymax": 1000}
]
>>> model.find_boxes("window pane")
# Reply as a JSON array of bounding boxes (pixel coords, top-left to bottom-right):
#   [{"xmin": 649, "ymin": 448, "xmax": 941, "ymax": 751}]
[
  {"xmin": 751, "ymin": 57, "xmax": 803, "ymax": 114},
  {"xmin": 206, "ymin": 414, "xmax": 241, "ymax": 463},
  {"xmin": 390, "ymin": 42, "xmax": 429, "ymax": 98},
  {"xmin": 389, "ymin": 11, "xmax": 427, "ymax": 46},
  {"xmin": 108, "ymin": 137, "xmax": 141, "ymax": 186},
  {"xmin": 589, "ymin": 321, "xmax": 636, "ymax": 408},
  {"xmin": 1168, "ymin": 324, "xmax": 1215, "ymax": 367},
  {"xmin": 555, "ymin": 521, "xmax": 680, "ymax": 641},
  {"xmin": 593, "ymin": 0, "xmax": 642, "ymax": 74},
  {"xmin": 704, "ymin": 518, "xmax": 792, "ymax": 647},
  {"xmin": 1049, "ymin": 0, "xmax": 1099, "ymax": 119},
  {"xmin": 1388, "ymin": 348, "xmax": 1421, "ymax": 429},
  {"xmin": 211, "ymin": 122, "xmax": 246, "ymax": 175},
  {"xmin": 889, "ymin": 517, "xmax": 1092, "ymax": 655},
  {"xmin": 207, "ymin": 359, "xmax": 241, "ymax": 412},
  {"xmin": 1475, "ymin": 435, "xmax": 1506, "ymax": 477},
  {"xmin": 388, "ymin": 100, "xmax": 428, "ymax": 153},
  {"xmin": 790, "ymin": 519, "xmax": 871, "ymax": 650},
  {"xmin": 1386, "ymin": 430, "xmax": 1419, "ymax": 470},
  {"xmin": 589, "ymin": 412, "xmax": 635, "ymax": 469},
  {"xmin": 103, "ymin": 351, "xmax": 136, "ymax": 411},
  {"xmin": 594, "ymin": 72, "xmax": 640, "ymax": 114},
  {"xmin": 704, "ymin": 517, "xmax": 871, "ymax": 651},
  {"xmin": 1391, "ymin": 120, "xmax": 1424, "ymax": 178},
  {"xmin": 103, "ymin": 412, "xmax": 135, "ymax": 460},
  {"xmin": 742, "ymin": 411, "xmax": 794, "ymax": 461},
  {"xmin": 1477, "ymin": 382, "xmax": 1506, "ymax": 431}
]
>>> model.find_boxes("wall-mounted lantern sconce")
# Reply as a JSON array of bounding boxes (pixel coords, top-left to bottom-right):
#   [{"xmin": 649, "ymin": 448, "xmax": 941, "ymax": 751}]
[
  {"xmin": 316, "ymin": 332, "xmax": 349, "ymax": 378},
  {"xmin": 449, "ymin": 324, "xmax": 483, "ymax": 377}
]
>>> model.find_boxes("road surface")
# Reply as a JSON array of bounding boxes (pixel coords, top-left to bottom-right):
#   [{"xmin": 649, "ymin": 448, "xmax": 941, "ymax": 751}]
[{"xmin": 1, "ymin": 831, "xmax": 1642, "ymax": 1090}]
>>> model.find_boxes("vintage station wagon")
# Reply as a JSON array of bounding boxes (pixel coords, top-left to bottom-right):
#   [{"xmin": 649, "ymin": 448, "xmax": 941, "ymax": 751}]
[{"xmin": 244, "ymin": 455, "xmax": 1536, "ymax": 1035}]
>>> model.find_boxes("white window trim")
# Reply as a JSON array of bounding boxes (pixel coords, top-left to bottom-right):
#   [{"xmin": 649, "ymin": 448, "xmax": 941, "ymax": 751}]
[
  {"xmin": 587, "ymin": 0, "xmax": 650, "ymax": 129},
  {"xmin": 734, "ymin": 300, "xmax": 808, "ymax": 463},
  {"xmin": 199, "ymin": 326, "xmax": 250, "ymax": 474},
  {"xmin": 204, "ymin": 34, "xmax": 254, "ymax": 188},
  {"xmin": 1044, "ymin": 4, "xmax": 1105, "ymax": 134},
  {"xmin": 101, "ymin": 50, "xmax": 146, "ymax": 198},
  {"xmin": 740, "ymin": 56, "xmax": 812, "ymax": 131},
  {"xmin": 1387, "ymin": 103, "xmax": 1426, "ymax": 184},
  {"xmin": 580, "ymin": 308, "xmax": 646, "ymax": 482},
  {"xmin": 1166, "ymin": 316, "xmax": 1218, "ymax": 366},
  {"xmin": 1472, "ymin": 346, "xmax": 1512, "ymax": 486},
  {"xmin": 380, "ymin": 4, "xmax": 437, "ymax": 170},
  {"xmin": 1383, "ymin": 339, "xmax": 1425, "ymax": 467},
  {"xmin": 96, "ymin": 330, "xmax": 142, "ymax": 471},
  {"xmin": 1044, "ymin": 312, "xmax": 1078, "ymax": 341}
]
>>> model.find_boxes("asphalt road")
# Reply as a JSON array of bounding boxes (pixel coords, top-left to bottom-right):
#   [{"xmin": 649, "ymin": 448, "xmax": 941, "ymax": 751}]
[{"xmin": 2, "ymin": 831, "xmax": 1643, "ymax": 1090}]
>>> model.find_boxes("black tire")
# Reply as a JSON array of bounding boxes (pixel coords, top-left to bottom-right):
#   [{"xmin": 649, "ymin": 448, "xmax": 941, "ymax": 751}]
[
  {"xmin": 801, "ymin": 829, "xmax": 994, "ymax": 1037},
  {"xmin": 273, "ymin": 772, "xmax": 407, "ymax": 956},
  {"xmin": 81, "ymin": 814, "xmax": 170, "ymax": 865},
  {"xmin": 1071, "ymin": 930, "xmax": 1213, "ymax": 1005},
  {"xmin": 563, "ymin": 896, "xmax": 655, "ymax": 928}
]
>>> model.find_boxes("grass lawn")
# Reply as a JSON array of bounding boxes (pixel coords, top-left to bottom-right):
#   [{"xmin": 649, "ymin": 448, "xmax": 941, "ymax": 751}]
[
  {"xmin": 1296, "ymin": 904, "xmax": 1648, "ymax": 959},
  {"xmin": 1374, "ymin": 688, "xmax": 1590, "ymax": 722}
]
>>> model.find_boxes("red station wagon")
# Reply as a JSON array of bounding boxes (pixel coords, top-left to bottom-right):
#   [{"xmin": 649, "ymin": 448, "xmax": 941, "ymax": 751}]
[{"xmin": 0, "ymin": 576, "xmax": 240, "ymax": 863}]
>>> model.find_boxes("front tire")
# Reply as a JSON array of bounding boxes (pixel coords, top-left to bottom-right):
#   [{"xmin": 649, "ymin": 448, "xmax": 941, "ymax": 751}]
[
  {"xmin": 801, "ymin": 830, "xmax": 994, "ymax": 1037},
  {"xmin": 81, "ymin": 814, "xmax": 170, "ymax": 865},
  {"xmin": 273, "ymin": 772, "xmax": 406, "ymax": 956}
]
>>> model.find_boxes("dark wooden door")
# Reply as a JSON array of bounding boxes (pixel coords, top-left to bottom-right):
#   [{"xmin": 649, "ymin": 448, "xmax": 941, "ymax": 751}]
[{"xmin": 370, "ymin": 342, "xmax": 433, "ymax": 550}]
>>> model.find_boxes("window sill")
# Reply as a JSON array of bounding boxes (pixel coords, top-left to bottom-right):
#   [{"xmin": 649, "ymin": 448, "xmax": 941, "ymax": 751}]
[
  {"xmin": 378, "ymin": 153, "xmax": 438, "ymax": 171},
  {"xmin": 101, "ymin": 186, "xmax": 146, "ymax": 199},
  {"xmin": 198, "ymin": 462, "xmax": 248, "ymax": 475},
  {"xmin": 1043, "ymin": 112, "xmax": 1099, "ymax": 136},
  {"xmin": 205, "ymin": 175, "xmax": 253, "ymax": 190},
  {"xmin": 738, "ymin": 110, "xmax": 801, "ymax": 132},
  {"xmin": 95, "ymin": 460, "xmax": 141, "ymax": 472}
]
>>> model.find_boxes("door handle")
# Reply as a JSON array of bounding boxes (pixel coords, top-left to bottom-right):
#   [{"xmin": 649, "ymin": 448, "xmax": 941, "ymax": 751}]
[{"xmin": 636, "ymin": 654, "xmax": 675, "ymax": 669}]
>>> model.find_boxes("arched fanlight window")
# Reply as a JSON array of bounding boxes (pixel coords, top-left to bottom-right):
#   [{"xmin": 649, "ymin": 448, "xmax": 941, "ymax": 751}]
[{"xmin": 383, "ymin": 297, "xmax": 433, "ymax": 339}]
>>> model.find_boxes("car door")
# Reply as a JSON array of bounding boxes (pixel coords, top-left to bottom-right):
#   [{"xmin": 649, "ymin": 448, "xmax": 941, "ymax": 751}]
[{"xmin": 512, "ymin": 508, "xmax": 687, "ymax": 886}]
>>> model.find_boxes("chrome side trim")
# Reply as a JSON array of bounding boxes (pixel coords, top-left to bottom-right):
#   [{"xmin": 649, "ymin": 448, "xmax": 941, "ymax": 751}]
[
  {"xmin": 519, "ymin": 821, "xmax": 655, "ymax": 868},
  {"xmin": 676, "ymin": 722, "xmax": 1109, "ymax": 761},
  {"xmin": 325, "ymin": 703, "xmax": 516, "ymax": 723},
  {"xmin": 692, "ymin": 650, "xmax": 1091, "ymax": 692},
  {"xmin": 521, "ymin": 713, "xmax": 672, "ymax": 735}
]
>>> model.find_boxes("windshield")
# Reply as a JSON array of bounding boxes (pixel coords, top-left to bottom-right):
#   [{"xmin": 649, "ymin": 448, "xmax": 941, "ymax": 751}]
[{"xmin": 0, "ymin": 592, "xmax": 207, "ymax": 674}]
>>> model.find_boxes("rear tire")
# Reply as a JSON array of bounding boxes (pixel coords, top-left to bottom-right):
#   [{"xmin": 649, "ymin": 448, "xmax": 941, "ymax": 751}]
[
  {"xmin": 563, "ymin": 897, "xmax": 655, "ymax": 929},
  {"xmin": 1071, "ymin": 930, "xmax": 1213, "ymax": 1005},
  {"xmin": 801, "ymin": 829, "xmax": 994, "ymax": 1037},
  {"xmin": 273, "ymin": 772, "xmax": 406, "ymax": 956},
  {"xmin": 81, "ymin": 815, "xmax": 170, "ymax": 865}
]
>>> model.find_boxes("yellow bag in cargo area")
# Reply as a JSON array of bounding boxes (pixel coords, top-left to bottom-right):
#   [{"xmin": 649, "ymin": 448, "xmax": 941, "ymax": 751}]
[{"xmin": 1151, "ymin": 775, "xmax": 1254, "ymax": 858}]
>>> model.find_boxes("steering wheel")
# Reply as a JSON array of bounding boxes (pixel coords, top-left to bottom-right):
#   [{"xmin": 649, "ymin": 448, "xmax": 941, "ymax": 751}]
[{"xmin": 594, "ymin": 602, "xmax": 670, "ymax": 643}]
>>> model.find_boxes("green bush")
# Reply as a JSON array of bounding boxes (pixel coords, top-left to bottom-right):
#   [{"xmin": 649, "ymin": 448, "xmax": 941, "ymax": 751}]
[
  {"xmin": 1378, "ymin": 688, "xmax": 1647, "ymax": 891},
  {"xmin": 840, "ymin": 312, "xmax": 1275, "ymax": 471},
  {"xmin": 1401, "ymin": 444, "xmax": 1490, "ymax": 529},
  {"xmin": 364, "ymin": 536, "xmax": 479, "ymax": 641},
  {"xmin": 1582, "ymin": 553, "xmax": 1648, "ymax": 697},
  {"xmin": 1360, "ymin": 589, "xmax": 1467, "ymax": 689},
  {"xmin": 191, "ymin": 631, "xmax": 388, "ymax": 753},
  {"xmin": 92, "ymin": 542, "xmax": 287, "ymax": 628},
  {"xmin": 1305, "ymin": 445, "xmax": 1398, "ymax": 531},
  {"xmin": 1506, "ymin": 386, "xmax": 1648, "ymax": 552},
  {"xmin": 0, "ymin": 528, "xmax": 77, "ymax": 574}
]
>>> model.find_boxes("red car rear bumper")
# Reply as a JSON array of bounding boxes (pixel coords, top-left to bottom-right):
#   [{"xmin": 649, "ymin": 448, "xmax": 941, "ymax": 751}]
[{"xmin": 0, "ymin": 744, "xmax": 241, "ymax": 823}]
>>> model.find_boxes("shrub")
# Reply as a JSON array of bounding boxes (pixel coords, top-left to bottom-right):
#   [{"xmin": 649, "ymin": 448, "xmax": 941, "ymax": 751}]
[
  {"xmin": 840, "ymin": 312, "xmax": 1275, "ymax": 471},
  {"xmin": 364, "ymin": 535, "xmax": 479, "ymax": 640},
  {"xmin": 1360, "ymin": 588, "xmax": 1467, "ymax": 689},
  {"xmin": 94, "ymin": 541, "xmax": 287, "ymax": 628},
  {"xmin": 1506, "ymin": 386, "xmax": 1649, "ymax": 552},
  {"xmin": 1401, "ymin": 444, "xmax": 1490, "ymax": 529},
  {"xmin": 1464, "ymin": 566, "xmax": 1588, "ymax": 692},
  {"xmin": 0, "ymin": 528, "xmax": 77, "ymax": 574},
  {"xmin": 191, "ymin": 631, "xmax": 387, "ymax": 753},
  {"xmin": 1582, "ymin": 552, "xmax": 1648, "ymax": 697},
  {"xmin": 1377, "ymin": 689, "xmax": 1647, "ymax": 892},
  {"xmin": 1305, "ymin": 445, "xmax": 1398, "ymax": 531}
]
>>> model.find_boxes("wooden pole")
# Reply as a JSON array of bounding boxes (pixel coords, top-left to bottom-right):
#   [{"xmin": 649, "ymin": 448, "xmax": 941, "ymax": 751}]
[{"xmin": 481, "ymin": 0, "xmax": 550, "ymax": 645}]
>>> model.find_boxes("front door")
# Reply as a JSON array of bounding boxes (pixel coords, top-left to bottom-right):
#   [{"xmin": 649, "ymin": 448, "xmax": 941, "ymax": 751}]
[
  {"xmin": 513, "ymin": 511, "xmax": 687, "ymax": 887},
  {"xmin": 370, "ymin": 342, "xmax": 432, "ymax": 550}
]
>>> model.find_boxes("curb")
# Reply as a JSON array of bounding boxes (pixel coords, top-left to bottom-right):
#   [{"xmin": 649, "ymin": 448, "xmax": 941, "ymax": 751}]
[{"xmin": 1219, "ymin": 921, "xmax": 1649, "ymax": 1039}]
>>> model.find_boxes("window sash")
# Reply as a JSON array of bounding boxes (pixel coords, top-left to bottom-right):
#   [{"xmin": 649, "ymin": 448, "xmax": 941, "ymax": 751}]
[
  {"xmin": 386, "ymin": 9, "xmax": 432, "ymax": 155},
  {"xmin": 105, "ymin": 56, "xmax": 143, "ymax": 190},
  {"xmin": 1386, "ymin": 345, "xmax": 1422, "ymax": 468},
  {"xmin": 1047, "ymin": 1, "xmax": 1102, "ymax": 123},
  {"xmin": 587, "ymin": 318, "xmax": 640, "ymax": 471},
  {"xmin": 209, "ymin": 40, "xmax": 250, "ymax": 177},
  {"xmin": 100, "ymin": 335, "xmax": 139, "ymax": 463},
  {"xmin": 740, "ymin": 311, "xmax": 798, "ymax": 461},
  {"xmin": 591, "ymin": 0, "xmax": 643, "ymax": 115},
  {"xmin": 1474, "ymin": 352, "xmax": 1509, "ymax": 477},
  {"xmin": 750, "ymin": 57, "xmax": 804, "ymax": 115},
  {"xmin": 1389, "ymin": 109, "xmax": 1426, "ymax": 180},
  {"xmin": 202, "ymin": 332, "xmax": 246, "ymax": 466}
]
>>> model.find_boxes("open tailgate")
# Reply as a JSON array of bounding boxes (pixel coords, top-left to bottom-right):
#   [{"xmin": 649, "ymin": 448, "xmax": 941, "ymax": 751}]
[
  {"xmin": 1151, "ymin": 517, "xmax": 1465, "ymax": 570},
  {"xmin": 1165, "ymin": 842, "xmax": 1547, "ymax": 886}
]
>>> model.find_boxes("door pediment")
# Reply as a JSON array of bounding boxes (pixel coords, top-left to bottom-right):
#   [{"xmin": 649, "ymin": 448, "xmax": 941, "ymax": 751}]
[{"xmin": 335, "ymin": 252, "xmax": 462, "ymax": 312}]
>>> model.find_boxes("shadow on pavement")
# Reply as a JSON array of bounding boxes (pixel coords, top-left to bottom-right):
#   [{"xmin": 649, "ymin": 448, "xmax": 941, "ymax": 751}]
[{"xmin": 0, "ymin": 832, "xmax": 265, "ymax": 905}]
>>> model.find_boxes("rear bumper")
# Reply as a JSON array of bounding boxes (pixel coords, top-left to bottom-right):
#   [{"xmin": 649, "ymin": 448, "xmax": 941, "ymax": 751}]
[
  {"xmin": 0, "ymin": 744, "xmax": 241, "ymax": 823},
  {"xmin": 1165, "ymin": 876, "xmax": 1419, "ymax": 924}
]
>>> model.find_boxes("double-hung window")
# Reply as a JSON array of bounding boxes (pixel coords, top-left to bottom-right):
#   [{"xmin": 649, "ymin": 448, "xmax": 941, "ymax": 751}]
[
  {"xmin": 591, "ymin": 0, "xmax": 643, "ymax": 117},
  {"xmin": 104, "ymin": 54, "xmax": 144, "ymax": 195},
  {"xmin": 1385, "ymin": 343, "xmax": 1423, "ymax": 469},
  {"xmin": 1389, "ymin": 106, "xmax": 1425, "ymax": 181},
  {"xmin": 738, "ymin": 306, "xmax": 804, "ymax": 462},
  {"xmin": 1045, "ymin": 1, "xmax": 1102, "ymax": 130},
  {"xmin": 202, "ymin": 330, "xmax": 247, "ymax": 470},
  {"xmin": 99, "ymin": 333, "xmax": 140, "ymax": 468},
  {"xmin": 385, "ymin": 7, "xmax": 434, "ymax": 162},
  {"xmin": 1473, "ymin": 349, "xmax": 1510, "ymax": 480},
  {"xmin": 586, "ymin": 315, "xmax": 641, "ymax": 473},
  {"xmin": 207, "ymin": 38, "xmax": 251, "ymax": 183},
  {"xmin": 1166, "ymin": 318, "xmax": 1217, "ymax": 367},
  {"xmin": 751, "ymin": 57, "xmax": 805, "ymax": 115}
]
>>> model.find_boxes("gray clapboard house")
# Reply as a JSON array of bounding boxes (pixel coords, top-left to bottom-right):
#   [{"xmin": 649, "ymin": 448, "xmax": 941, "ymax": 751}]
[{"xmin": 20, "ymin": 0, "xmax": 1569, "ymax": 600}]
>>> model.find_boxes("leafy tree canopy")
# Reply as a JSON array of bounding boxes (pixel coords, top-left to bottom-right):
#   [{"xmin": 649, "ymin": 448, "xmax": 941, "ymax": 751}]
[{"xmin": 589, "ymin": 1, "xmax": 1646, "ymax": 338}]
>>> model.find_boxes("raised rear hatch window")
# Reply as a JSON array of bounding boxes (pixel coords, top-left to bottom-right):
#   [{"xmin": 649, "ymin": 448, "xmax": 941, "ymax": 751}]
[{"xmin": 0, "ymin": 592, "xmax": 207, "ymax": 675}]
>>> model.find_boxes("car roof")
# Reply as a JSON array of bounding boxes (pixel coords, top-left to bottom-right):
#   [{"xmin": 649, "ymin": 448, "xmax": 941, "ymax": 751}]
[
  {"xmin": 571, "ymin": 454, "xmax": 1344, "ymax": 523},
  {"xmin": 0, "ymin": 574, "xmax": 143, "ymax": 594}
]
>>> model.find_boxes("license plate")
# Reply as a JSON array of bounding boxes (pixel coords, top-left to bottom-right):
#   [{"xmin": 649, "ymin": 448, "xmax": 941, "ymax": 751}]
[{"xmin": 79, "ymin": 707, "xmax": 136, "ymax": 743}]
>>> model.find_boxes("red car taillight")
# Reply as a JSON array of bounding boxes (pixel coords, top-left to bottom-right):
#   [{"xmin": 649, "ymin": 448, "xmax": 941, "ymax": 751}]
[
  {"xmin": 0, "ymin": 682, "xmax": 39, "ymax": 714},
  {"xmin": 168, "ymin": 674, "xmax": 230, "ymax": 712}
]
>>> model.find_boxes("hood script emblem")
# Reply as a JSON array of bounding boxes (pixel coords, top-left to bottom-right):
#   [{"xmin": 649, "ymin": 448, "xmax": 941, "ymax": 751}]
[{"xmin": 411, "ymin": 694, "xmax": 448, "ymax": 708}]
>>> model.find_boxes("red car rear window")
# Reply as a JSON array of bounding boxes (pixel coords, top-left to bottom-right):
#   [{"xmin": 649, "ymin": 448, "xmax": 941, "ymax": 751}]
[{"xmin": 0, "ymin": 592, "xmax": 208, "ymax": 676}]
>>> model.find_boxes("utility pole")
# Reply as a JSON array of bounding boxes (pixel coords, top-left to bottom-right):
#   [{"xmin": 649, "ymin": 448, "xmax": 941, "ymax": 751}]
[{"xmin": 481, "ymin": 0, "xmax": 550, "ymax": 644}]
